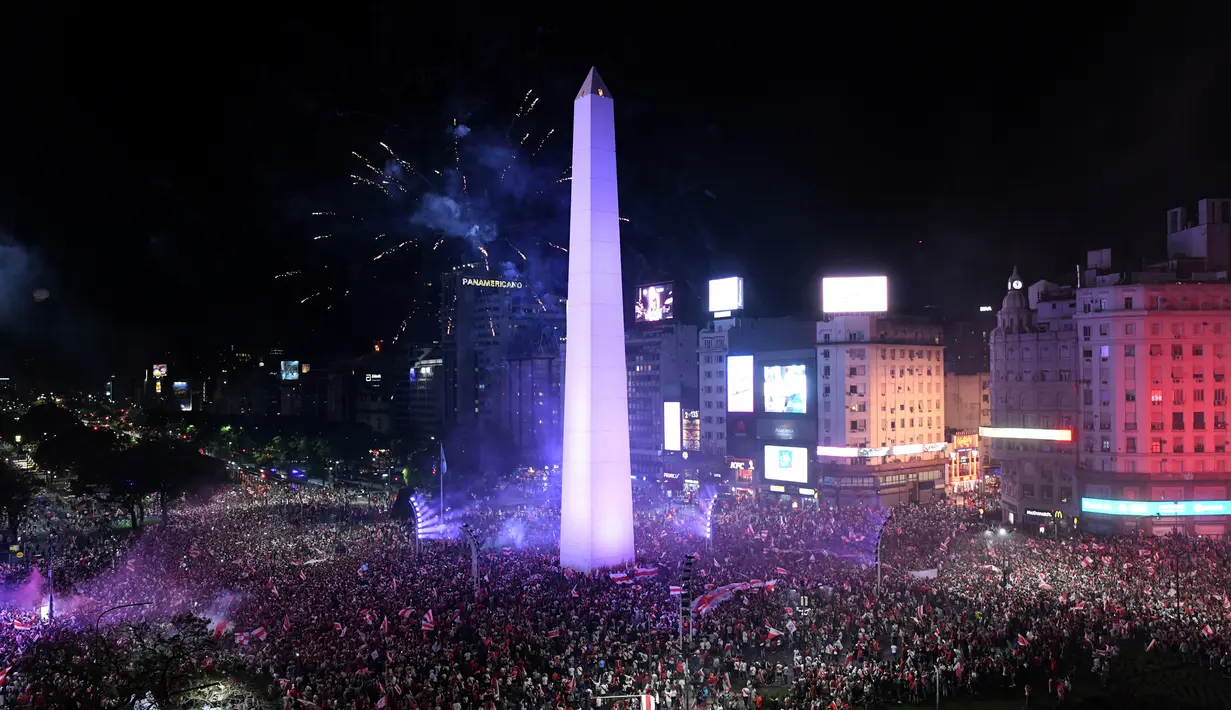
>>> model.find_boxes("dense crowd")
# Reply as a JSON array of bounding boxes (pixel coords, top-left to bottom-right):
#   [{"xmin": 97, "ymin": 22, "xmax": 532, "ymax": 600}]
[{"xmin": 0, "ymin": 481, "xmax": 1227, "ymax": 708}]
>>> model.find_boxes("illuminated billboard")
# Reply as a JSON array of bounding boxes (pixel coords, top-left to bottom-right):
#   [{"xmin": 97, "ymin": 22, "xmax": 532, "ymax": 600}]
[
  {"xmin": 727, "ymin": 355, "xmax": 754, "ymax": 412},
  {"xmin": 301, "ymin": 363, "xmax": 311, "ymax": 374},
  {"xmin": 708, "ymin": 276, "xmax": 744, "ymax": 314},
  {"xmin": 152, "ymin": 364, "xmax": 167, "ymax": 379},
  {"xmin": 461, "ymin": 276, "xmax": 524, "ymax": 289},
  {"xmin": 172, "ymin": 381, "xmax": 191, "ymax": 412},
  {"xmin": 663, "ymin": 401, "xmax": 681, "ymax": 452},
  {"xmin": 763, "ymin": 364, "xmax": 807, "ymax": 414},
  {"xmin": 634, "ymin": 282, "xmax": 674, "ymax": 323},
  {"xmin": 1081, "ymin": 498, "xmax": 1231, "ymax": 517},
  {"xmin": 280, "ymin": 361, "xmax": 300, "ymax": 381},
  {"xmin": 979, "ymin": 427, "xmax": 1072, "ymax": 442},
  {"xmin": 822, "ymin": 276, "xmax": 888, "ymax": 314},
  {"xmin": 764, "ymin": 445, "xmax": 808, "ymax": 484},
  {"xmin": 682, "ymin": 409, "xmax": 700, "ymax": 451}
]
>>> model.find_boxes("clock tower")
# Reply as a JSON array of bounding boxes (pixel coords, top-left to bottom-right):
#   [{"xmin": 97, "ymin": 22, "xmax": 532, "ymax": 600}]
[{"xmin": 997, "ymin": 266, "xmax": 1033, "ymax": 334}]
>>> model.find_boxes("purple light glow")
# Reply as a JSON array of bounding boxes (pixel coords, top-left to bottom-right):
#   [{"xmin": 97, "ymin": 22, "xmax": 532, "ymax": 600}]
[{"xmin": 559, "ymin": 67, "xmax": 635, "ymax": 571}]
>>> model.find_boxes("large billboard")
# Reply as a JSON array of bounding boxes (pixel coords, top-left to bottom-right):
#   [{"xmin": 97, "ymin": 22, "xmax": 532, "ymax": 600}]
[
  {"xmin": 280, "ymin": 361, "xmax": 300, "ymax": 381},
  {"xmin": 763, "ymin": 364, "xmax": 807, "ymax": 414},
  {"xmin": 764, "ymin": 445, "xmax": 808, "ymax": 484},
  {"xmin": 822, "ymin": 276, "xmax": 888, "ymax": 314},
  {"xmin": 727, "ymin": 355, "xmax": 755, "ymax": 412},
  {"xmin": 172, "ymin": 381, "xmax": 192, "ymax": 412},
  {"xmin": 634, "ymin": 282, "xmax": 674, "ymax": 323},
  {"xmin": 663, "ymin": 401, "xmax": 682, "ymax": 452},
  {"xmin": 682, "ymin": 409, "xmax": 700, "ymax": 451},
  {"xmin": 708, "ymin": 276, "xmax": 744, "ymax": 314}
]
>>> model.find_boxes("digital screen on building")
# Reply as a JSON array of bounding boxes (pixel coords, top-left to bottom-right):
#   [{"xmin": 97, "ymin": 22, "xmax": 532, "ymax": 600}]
[
  {"xmin": 152, "ymin": 364, "xmax": 167, "ymax": 378},
  {"xmin": 172, "ymin": 381, "xmax": 191, "ymax": 412},
  {"xmin": 764, "ymin": 445, "xmax": 808, "ymax": 484},
  {"xmin": 727, "ymin": 355, "xmax": 754, "ymax": 412},
  {"xmin": 708, "ymin": 276, "xmax": 744, "ymax": 313},
  {"xmin": 682, "ymin": 409, "xmax": 700, "ymax": 452},
  {"xmin": 1080, "ymin": 498, "xmax": 1231, "ymax": 517},
  {"xmin": 663, "ymin": 401, "xmax": 682, "ymax": 452},
  {"xmin": 280, "ymin": 361, "xmax": 300, "ymax": 381},
  {"xmin": 301, "ymin": 363, "xmax": 311, "ymax": 374},
  {"xmin": 634, "ymin": 282, "xmax": 674, "ymax": 323},
  {"xmin": 763, "ymin": 364, "xmax": 807, "ymax": 414},
  {"xmin": 822, "ymin": 276, "xmax": 888, "ymax": 314}
]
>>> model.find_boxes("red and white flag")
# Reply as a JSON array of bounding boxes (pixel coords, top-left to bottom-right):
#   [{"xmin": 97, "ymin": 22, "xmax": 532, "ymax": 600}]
[
  {"xmin": 1017, "ymin": 634, "xmax": 1030, "ymax": 647},
  {"xmin": 775, "ymin": 567, "xmax": 789, "ymax": 576},
  {"xmin": 766, "ymin": 626, "xmax": 783, "ymax": 640},
  {"xmin": 669, "ymin": 585, "xmax": 683, "ymax": 596},
  {"xmin": 398, "ymin": 607, "xmax": 414, "ymax": 619},
  {"xmin": 547, "ymin": 628, "xmax": 560, "ymax": 638},
  {"xmin": 422, "ymin": 610, "xmax": 435, "ymax": 631},
  {"xmin": 380, "ymin": 616, "xmax": 389, "ymax": 636},
  {"xmin": 1146, "ymin": 639, "xmax": 1157, "ymax": 652},
  {"xmin": 11, "ymin": 621, "xmax": 29, "ymax": 630},
  {"xmin": 299, "ymin": 570, "xmax": 306, "ymax": 582},
  {"xmin": 633, "ymin": 566, "xmax": 658, "ymax": 578},
  {"xmin": 609, "ymin": 572, "xmax": 632, "ymax": 584},
  {"xmin": 213, "ymin": 620, "xmax": 230, "ymax": 639},
  {"xmin": 283, "ymin": 614, "xmax": 291, "ymax": 631}
]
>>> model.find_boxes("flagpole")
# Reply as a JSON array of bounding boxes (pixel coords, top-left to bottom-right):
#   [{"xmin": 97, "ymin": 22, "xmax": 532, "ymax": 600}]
[{"xmin": 440, "ymin": 444, "xmax": 445, "ymax": 527}]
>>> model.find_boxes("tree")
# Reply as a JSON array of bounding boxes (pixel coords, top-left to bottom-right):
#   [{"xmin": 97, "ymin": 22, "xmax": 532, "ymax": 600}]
[
  {"xmin": 0, "ymin": 460, "xmax": 36, "ymax": 539},
  {"xmin": 32, "ymin": 425, "xmax": 120, "ymax": 477},
  {"xmin": 17, "ymin": 402, "xmax": 81, "ymax": 443},
  {"xmin": 79, "ymin": 440, "xmax": 229, "ymax": 526}
]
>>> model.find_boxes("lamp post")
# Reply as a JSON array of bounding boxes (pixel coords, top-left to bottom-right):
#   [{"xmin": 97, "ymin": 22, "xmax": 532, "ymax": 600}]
[
  {"xmin": 96, "ymin": 601, "xmax": 153, "ymax": 631},
  {"xmin": 47, "ymin": 530, "xmax": 55, "ymax": 622},
  {"xmin": 876, "ymin": 512, "xmax": 893, "ymax": 597}
]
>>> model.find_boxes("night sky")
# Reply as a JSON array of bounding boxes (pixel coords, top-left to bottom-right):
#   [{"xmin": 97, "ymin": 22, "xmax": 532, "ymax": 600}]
[{"xmin": 2, "ymin": 6, "xmax": 1229, "ymax": 385}]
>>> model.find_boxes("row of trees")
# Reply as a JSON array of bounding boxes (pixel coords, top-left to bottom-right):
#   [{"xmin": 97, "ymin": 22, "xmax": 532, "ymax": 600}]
[{"xmin": 1, "ymin": 403, "xmax": 228, "ymax": 533}]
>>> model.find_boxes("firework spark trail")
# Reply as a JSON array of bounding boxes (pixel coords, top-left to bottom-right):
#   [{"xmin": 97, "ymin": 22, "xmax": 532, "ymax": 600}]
[
  {"xmin": 350, "ymin": 174, "xmax": 389, "ymax": 195},
  {"xmin": 373, "ymin": 240, "xmax": 414, "ymax": 260},
  {"xmin": 525, "ymin": 97, "xmax": 540, "ymax": 116},
  {"xmin": 530, "ymin": 290, "xmax": 548, "ymax": 312},
  {"xmin": 500, "ymin": 133, "xmax": 532, "ymax": 183},
  {"xmin": 311, "ymin": 211, "xmax": 335, "ymax": 216},
  {"xmin": 478, "ymin": 246, "xmax": 491, "ymax": 272},
  {"xmin": 301, "ymin": 292, "xmax": 322, "ymax": 304},
  {"xmin": 543, "ymin": 241, "xmax": 568, "ymax": 254},
  {"xmin": 313, "ymin": 235, "xmax": 332, "ymax": 241},
  {"xmin": 379, "ymin": 142, "xmax": 436, "ymax": 190},
  {"xmin": 531, "ymin": 129, "xmax": 555, "ymax": 157},
  {"xmin": 274, "ymin": 271, "xmax": 302, "ymax": 279},
  {"xmin": 506, "ymin": 240, "xmax": 527, "ymax": 262},
  {"xmin": 513, "ymin": 90, "xmax": 533, "ymax": 120},
  {"xmin": 488, "ymin": 315, "xmax": 497, "ymax": 338},
  {"xmin": 374, "ymin": 233, "xmax": 386, "ymax": 240},
  {"xmin": 432, "ymin": 239, "xmax": 445, "ymax": 250},
  {"xmin": 351, "ymin": 151, "xmax": 406, "ymax": 193}
]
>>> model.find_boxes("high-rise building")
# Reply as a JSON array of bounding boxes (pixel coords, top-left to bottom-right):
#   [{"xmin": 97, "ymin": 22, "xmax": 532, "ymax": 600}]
[
  {"xmin": 559, "ymin": 67, "xmax": 635, "ymax": 570},
  {"xmin": 698, "ymin": 319, "xmax": 736, "ymax": 457},
  {"xmin": 813, "ymin": 314, "xmax": 947, "ymax": 505},
  {"xmin": 991, "ymin": 199, "xmax": 1231, "ymax": 535},
  {"xmin": 501, "ymin": 330, "xmax": 564, "ymax": 466},
  {"xmin": 398, "ymin": 345, "xmax": 445, "ymax": 441},
  {"xmin": 438, "ymin": 270, "xmax": 565, "ymax": 465},
  {"xmin": 944, "ymin": 372, "xmax": 991, "ymax": 433},
  {"xmin": 627, "ymin": 324, "xmax": 699, "ymax": 481}
]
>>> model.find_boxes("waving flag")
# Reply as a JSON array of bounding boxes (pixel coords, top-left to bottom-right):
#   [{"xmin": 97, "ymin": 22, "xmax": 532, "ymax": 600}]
[
  {"xmin": 283, "ymin": 614, "xmax": 291, "ymax": 631},
  {"xmin": 422, "ymin": 610, "xmax": 435, "ymax": 631},
  {"xmin": 609, "ymin": 572, "xmax": 633, "ymax": 584},
  {"xmin": 633, "ymin": 566, "xmax": 658, "ymax": 578},
  {"xmin": 398, "ymin": 607, "xmax": 414, "ymax": 619},
  {"xmin": 669, "ymin": 585, "xmax": 683, "ymax": 596},
  {"xmin": 1017, "ymin": 634, "xmax": 1030, "ymax": 647},
  {"xmin": 380, "ymin": 616, "xmax": 389, "ymax": 635}
]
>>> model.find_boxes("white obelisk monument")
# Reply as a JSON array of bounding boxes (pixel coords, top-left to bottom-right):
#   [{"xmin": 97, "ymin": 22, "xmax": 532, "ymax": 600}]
[{"xmin": 559, "ymin": 67, "xmax": 635, "ymax": 571}]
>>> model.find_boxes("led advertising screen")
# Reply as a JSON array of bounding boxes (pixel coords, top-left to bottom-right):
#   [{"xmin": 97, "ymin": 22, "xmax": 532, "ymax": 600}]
[
  {"xmin": 727, "ymin": 355, "xmax": 755, "ymax": 412},
  {"xmin": 634, "ymin": 282, "xmax": 674, "ymax": 323},
  {"xmin": 763, "ymin": 364, "xmax": 808, "ymax": 414},
  {"xmin": 1081, "ymin": 498, "xmax": 1231, "ymax": 517},
  {"xmin": 764, "ymin": 445, "xmax": 809, "ymax": 484},
  {"xmin": 822, "ymin": 276, "xmax": 889, "ymax": 314},
  {"xmin": 152, "ymin": 364, "xmax": 167, "ymax": 378},
  {"xmin": 708, "ymin": 276, "xmax": 744, "ymax": 313},
  {"xmin": 280, "ymin": 361, "xmax": 301, "ymax": 381},
  {"xmin": 171, "ymin": 381, "xmax": 192, "ymax": 412},
  {"xmin": 663, "ymin": 401, "xmax": 682, "ymax": 452}
]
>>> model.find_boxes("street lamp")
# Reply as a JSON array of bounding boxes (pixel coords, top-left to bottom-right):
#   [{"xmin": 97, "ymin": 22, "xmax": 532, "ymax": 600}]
[
  {"xmin": 47, "ymin": 530, "xmax": 55, "ymax": 622},
  {"xmin": 876, "ymin": 511, "xmax": 893, "ymax": 597}
]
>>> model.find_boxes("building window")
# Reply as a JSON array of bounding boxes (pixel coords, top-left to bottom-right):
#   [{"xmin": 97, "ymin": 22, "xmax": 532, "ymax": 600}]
[
  {"xmin": 1151, "ymin": 438, "xmax": 1164, "ymax": 453},
  {"xmin": 1124, "ymin": 297, "xmax": 1134, "ymax": 310},
  {"xmin": 1193, "ymin": 345, "xmax": 1204, "ymax": 357},
  {"xmin": 1124, "ymin": 345, "xmax": 1135, "ymax": 357},
  {"xmin": 1126, "ymin": 437, "xmax": 1136, "ymax": 453}
]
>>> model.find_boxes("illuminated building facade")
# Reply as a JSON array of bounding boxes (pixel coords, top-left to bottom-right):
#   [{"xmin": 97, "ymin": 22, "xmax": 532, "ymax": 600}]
[
  {"xmin": 993, "ymin": 198, "xmax": 1231, "ymax": 534},
  {"xmin": 697, "ymin": 320, "xmax": 736, "ymax": 456},
  {"xmin": 627, "ymin": 324, "xmax": 698, "ymax": 481},
  {"xmin": 559, "ymin": 68, "xmax": 635, "ymax": 570},
  {"xmin": 989, "ymin": 269, "xmax": 1080, "ymax": 525},
  {"xmin": 814, "ymin": 314, "xmax": 947, "ymax": 505}
]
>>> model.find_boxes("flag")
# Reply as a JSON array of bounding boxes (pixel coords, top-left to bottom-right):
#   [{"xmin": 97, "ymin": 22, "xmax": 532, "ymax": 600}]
[
  {"xmin": 213, "ymin": 620, "xmax": 229, "ymax": 639},
  {"xmin": 422, "ymin": 610, "xmax": 435, "ymax": 631},
  {"xmin": 547, "ymin": 628, "xmax": 560, "ymax": 638},
  {"xmin": 440, "ymin": 443, "xmax": 447, "ymax": 475},
  {"xmin": 569, "ymin": 586, "xmax": 579, "ymax": 598},
  {"xmin": 333, "ymin": 622, "xmax": 343, "ymax": 631},
  {"xmin": 746, "ymin": 523, "xmax": 755, "ymax": 536},
  {"xmin": 299, "ymin": 570, "xmax": 306, "ymax": 582},
  {"xmin": 377, "ymin": 697, "xmax": 388, "ymax": 709},
  {"xmin": 398, "ymin": 607, "xmax": 413, "ymax": 619},
  {"xmin": 766, "ymin": 626, "xmax": 783, "ymax": 640},
  {"xmin": 380, "ymin": 616, "xmax": 389, "ymax": 635},
  {"xmin": 1146, "ymin": 639, "xmax": 1157, "ymax": 652},
  {"xmin": 609, "ymin": 572, "xmax": 632, "ymax": 584},
  {"xmin": 502, "ymin": 547, "xmax": 513, "ymax": 555},
  {"xmin": 669, "ymin": 585, "xmax": 683, "ymax": 596},
  {"xmin": 283, "ymin": 614, "xmax": 291, "ymax": 631},
  {"xmin": 1017, "ymin": 634, "xmax": 1029, "ymax": 647},
  {"xmin": 12, "ymin": 621, "xmax": 29, "ymax": 630},
  {"xmin": 1202, "ymin": 625, "xmax": 1214, "ymax": 638},
  {"xmin": 358, "ymin": 563, "xmax": 369, "ymax": 575},
  {"xmin": 633, "ymin": 566, "xmax": 658, "ymax": 578},
  {"xmin": 775, "ymin": 567, "xmax": 789, "ymax": 576}
]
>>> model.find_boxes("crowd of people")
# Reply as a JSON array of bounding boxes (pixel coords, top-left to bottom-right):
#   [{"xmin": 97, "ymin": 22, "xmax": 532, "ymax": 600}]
[{"xmin": 0, "ymin": 480, "xmax": 1227, "ymax": 708}]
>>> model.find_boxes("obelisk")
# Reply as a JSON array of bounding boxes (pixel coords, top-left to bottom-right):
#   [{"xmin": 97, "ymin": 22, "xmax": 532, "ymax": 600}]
[{"xmin": 559, "ymin": 67, "xmax": 635, "ymax": 571}]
